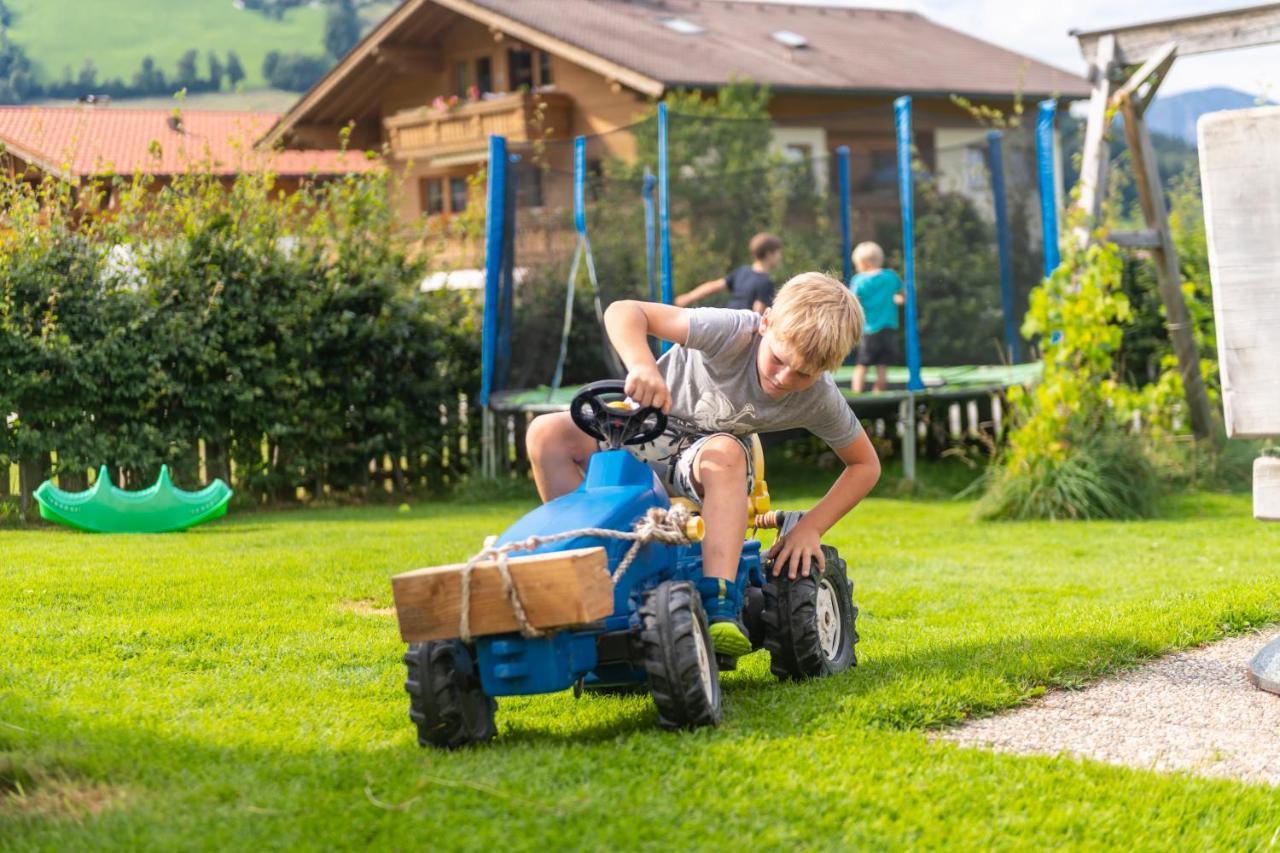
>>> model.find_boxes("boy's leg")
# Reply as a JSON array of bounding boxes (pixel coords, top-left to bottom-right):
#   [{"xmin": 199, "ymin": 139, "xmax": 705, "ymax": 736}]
[
  {"xmin": 689, "ymin": 435, "xmax": 752, "ymax": 656},
  {"xmin": 851, "ymin": 364, "xmax": 868, "ymax": 393},
  {"xmin": 874, "ymin": 363, "xmax": 889, "ymax": 392},
  {"xmin": 526, "ymin": 411, "xmax": 600, "ymax": 502}
]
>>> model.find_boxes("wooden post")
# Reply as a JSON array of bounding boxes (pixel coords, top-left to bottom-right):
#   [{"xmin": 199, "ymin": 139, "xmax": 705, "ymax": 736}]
[
  {"xmin": 1075, "ymin": 34, "xmax": 1116, "ymax": 235},
  {"xmin": 1070, "ymin": 6, "xmax": 1280, "ymax": 442},
  {"xmin": 1117, "ymin": 86, "xmax": 1217, "ymax": 442}
]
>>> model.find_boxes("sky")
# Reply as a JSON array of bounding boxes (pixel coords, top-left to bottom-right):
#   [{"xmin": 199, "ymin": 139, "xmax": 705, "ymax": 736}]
[{"xmin": 759, "ymin": 0, "xmax": 1280, "ymax": 100}]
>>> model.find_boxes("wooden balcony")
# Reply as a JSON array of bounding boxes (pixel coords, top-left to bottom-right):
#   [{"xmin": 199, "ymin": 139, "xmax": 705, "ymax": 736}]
[{"xmin": 385, "ymin": 92, "xmax": 573, "ymax": 162}]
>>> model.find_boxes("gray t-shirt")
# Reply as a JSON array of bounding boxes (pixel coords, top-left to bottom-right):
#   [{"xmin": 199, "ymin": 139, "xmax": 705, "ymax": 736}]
[{"xmin": 656, "ymin": 307, "xmax": 862, "ymax": 449}]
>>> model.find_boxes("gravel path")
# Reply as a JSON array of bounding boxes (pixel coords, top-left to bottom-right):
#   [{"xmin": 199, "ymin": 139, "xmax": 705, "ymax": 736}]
[{"xmin": 942, "ymin": 628, "xmax": 1280, "ymax": 786}]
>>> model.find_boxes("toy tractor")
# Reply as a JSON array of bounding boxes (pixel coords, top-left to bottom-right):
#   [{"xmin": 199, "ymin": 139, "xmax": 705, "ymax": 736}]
[{"xmin": 391, "ymin": 381, "xmax": 859, "ymax": 748}]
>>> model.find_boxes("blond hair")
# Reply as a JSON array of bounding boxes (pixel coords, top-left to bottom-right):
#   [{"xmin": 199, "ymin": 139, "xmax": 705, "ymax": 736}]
[
  {"xmin": 769, "ymin": 272, "xmax": 864, "ymax": 374},
  {"xmin": 852, "ymin": 241, "xmax": 884, "ymax": 271}
]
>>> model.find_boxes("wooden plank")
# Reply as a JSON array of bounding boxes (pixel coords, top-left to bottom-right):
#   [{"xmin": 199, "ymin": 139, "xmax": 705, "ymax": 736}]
[
  {"xmin": 1119, "ymin": 97, "xmax": 1218, "ymax": 442},
  {"xmin": 1108, "ymin": 42, "xmax": 1177, "ymax": 117},
  {"xmin": 1198, "ymin": 106, "xmax": 1280, "ymax": 439},
  {"xmin": 392, "ymin": 546, "xmax": 613, "ymax": 642},
  {"xmin": 1109, "ymin": 229, "xmax": 1161, "ymax": 249},
  {"xmin": 1074, "ymin": 3, "xmax": 1280, "ymax": 66}
]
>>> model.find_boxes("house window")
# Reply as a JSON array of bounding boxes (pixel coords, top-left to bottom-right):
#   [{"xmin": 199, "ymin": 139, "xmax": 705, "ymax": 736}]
[
  {"xmin": 508, "ymin": 48, "xmax": 534, "ymax": 91},
  {"xmin": 783, "ymin": 143, "xmax": 812, "ymax": 163},
  {"xmin": 861, "ymin": 150, "xmax": 898, "ymax": 193},
  {"xmin": 420, "ymin": 178, "xmax": 444, "ymax": 216},
  {"xmin": 449, "ymin": 176, "xmax": 469, "ymax": 213},
  {"xmin": 475, "ymin": 56, "xmax": 493, "ymax": 94},
  {"xmin": 518, "ymin": 167, "xmax": 544, "ymax": 208},
  {"xmin": 454, "ymin": 60, "xmax": 469, "ymax": 98},
  {"xmin": 538, "ymin": 51, "xmax": 553, "ymax": 86}
]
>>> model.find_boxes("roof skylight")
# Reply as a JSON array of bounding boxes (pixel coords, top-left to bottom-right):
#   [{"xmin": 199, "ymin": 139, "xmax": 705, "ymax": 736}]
[
  {"xmin": 660, "ymin": 17, "xmax": 705, "ymax": 35},
  {"xmin": 771, "ymin": 30, "xmax": 809, "ymax": 49}
]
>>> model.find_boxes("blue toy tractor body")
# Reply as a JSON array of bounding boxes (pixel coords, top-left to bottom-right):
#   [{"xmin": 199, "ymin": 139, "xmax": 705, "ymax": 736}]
[
  {"xmin": 474, "ymin": 449, "xmax": 764, "ymax": 697},
  {"xmin": 401, "ymin": 382, "xmax": 857, "ymax": 748}
]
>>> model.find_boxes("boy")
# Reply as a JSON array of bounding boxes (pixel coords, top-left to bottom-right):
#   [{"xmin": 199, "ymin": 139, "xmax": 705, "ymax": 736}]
[
  {"xmin": 526, "ymin": 273, "xmax": 881, "ymax": 656},
  {"xmin": 675, "ymin": 232, "xmax": 782, "ymax": 314},
  {"xmin": 849, "ymin": 241, "xmax": 905, "ymax": 393}
]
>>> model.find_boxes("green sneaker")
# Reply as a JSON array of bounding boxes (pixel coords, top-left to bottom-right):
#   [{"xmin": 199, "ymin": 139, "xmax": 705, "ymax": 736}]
[{"xmin": 708, "ymin": 620, "xmax": 752, "ymax": 657}]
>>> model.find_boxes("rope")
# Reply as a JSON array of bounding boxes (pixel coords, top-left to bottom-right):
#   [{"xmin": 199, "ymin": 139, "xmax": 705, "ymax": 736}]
[{"xmin": 457, "ymin": 505, "xmax": 695, "ymax": 642}]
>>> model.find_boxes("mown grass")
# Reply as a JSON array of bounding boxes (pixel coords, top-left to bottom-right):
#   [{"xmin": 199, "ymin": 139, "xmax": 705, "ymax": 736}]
[{"xmin": 3, "ymin": 483, "xmax": 1280, "ymax": 849}]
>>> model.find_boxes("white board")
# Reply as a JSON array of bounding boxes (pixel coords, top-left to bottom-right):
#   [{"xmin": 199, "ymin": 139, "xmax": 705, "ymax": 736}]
[{"xmin": 1198, "ymin": 106, "xmax": 1280, "ymax": 439}]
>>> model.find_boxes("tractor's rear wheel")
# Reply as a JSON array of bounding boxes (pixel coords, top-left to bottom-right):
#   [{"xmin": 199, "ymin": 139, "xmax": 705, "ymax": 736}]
[
  {"xmin": 763, "ymin": 545, "xmax": 858, "ymax": 680},
  {"xmin": 404, "ymin": 640, "xmax": 497, "ymax": 749},
  {"xmin": 639, "ymin": 581, "xmax": 722, "ymax": 730}
]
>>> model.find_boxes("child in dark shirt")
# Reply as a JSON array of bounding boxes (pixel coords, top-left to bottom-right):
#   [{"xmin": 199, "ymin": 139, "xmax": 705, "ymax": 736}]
[{"xmin": 675, "ymin": 232, "xmax": 782, "ymax": 314}]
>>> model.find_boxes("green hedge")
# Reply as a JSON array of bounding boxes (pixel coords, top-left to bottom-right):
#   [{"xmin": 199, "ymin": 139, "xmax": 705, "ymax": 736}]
[{"xmin": 0, "ymin": 159, "xmax": 480, "ymax": 510}]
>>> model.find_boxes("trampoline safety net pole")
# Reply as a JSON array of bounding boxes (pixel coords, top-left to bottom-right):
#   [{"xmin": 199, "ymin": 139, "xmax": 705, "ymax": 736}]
[
  {"xmin": 1036, "ymin": 99, "xmax": 1061, "ymax": 278},
  {"xmin": 895, "ymin": 96, "xmax": 922, "ymax": 482},
  {"xmin": 837, "ymin": 145, "xmax": 852, "ymax": 284},
  {"xmin": 986, "ymin": 130, "xmax": 1020, "ymax": 364},
  {"xmin": 479, "ymin": 134, "xmax": 509, "ymax": 479},
  {"xmin": 658, "ymin": 102, "xmax": 674, "ymax": 354},
  {"xmin": 642, "ymin": 169, "xmax": 658, "ymax": 303}
]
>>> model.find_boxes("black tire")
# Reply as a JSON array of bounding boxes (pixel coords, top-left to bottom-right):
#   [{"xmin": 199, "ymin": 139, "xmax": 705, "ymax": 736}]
[
  {"xmin": 638, "ymin": 581, "xmax": 722, "ymax": 730},
  {"xmin": 763, "ymin": 545, "xmax": 858, "ymax": 680},
  {"xmin": 404, "ymin": 640, "xmax": 497, "ymax": 749},
  {"xmin": 742, "ymin": 585, "xmax": 767, "ymax": 650}
]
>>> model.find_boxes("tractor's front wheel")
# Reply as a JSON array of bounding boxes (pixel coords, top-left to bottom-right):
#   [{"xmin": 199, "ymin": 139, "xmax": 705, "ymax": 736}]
[
  {"xmin": 763, "ymin": 545, "xmax": 858, "ymax": 680},
  {"xmin": 404, "ymin": 640, "xmax": 497, "ymax": 749},
  {"xmin": 639, "ymin": 581, "xmax": 722, "ymax": 730}
]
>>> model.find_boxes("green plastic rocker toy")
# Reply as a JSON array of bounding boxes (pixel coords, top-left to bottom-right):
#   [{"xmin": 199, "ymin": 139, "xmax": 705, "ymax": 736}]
[{"xmin": 34, "ymin": 465, "xmax": 233, "ymax": 533}]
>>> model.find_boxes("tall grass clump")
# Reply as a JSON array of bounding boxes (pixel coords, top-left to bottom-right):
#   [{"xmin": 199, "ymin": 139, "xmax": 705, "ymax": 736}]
[{"xmin": 978, "ymin": 239, "xmax": 1160, "ymax": 520}]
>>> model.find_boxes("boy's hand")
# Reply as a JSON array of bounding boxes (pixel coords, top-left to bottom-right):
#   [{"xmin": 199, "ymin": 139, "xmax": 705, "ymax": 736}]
[
  {"xmin": 768, "ymin": 520, "xmax": 825, "ymax": 579},
  {"xmin": 624, "ymin": 364, "xmax": 671, "ymax": 413}
]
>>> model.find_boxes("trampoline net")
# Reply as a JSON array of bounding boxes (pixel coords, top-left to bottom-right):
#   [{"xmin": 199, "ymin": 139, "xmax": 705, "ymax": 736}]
[{"xmin": 488, "ymin": 101, "xmax": 1048, "ymax": 400}]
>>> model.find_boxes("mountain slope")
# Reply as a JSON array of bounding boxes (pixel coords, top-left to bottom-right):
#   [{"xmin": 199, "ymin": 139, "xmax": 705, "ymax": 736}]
[
  {"xmin": 1147, "ymin": 87, "xmax": 1275, "ymax": 144},
  {"xmin": 4, "ymin": 0, "xmax": 395, "ymax": 91}
]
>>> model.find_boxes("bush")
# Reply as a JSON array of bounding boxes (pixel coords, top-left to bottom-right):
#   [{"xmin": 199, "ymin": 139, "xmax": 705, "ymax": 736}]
[
  {"xmin": 0, "ymin": 140, "xmax": 479, "ymax": 506},
  {"xmin": 977, "ymin": 424, "xmax": 1157, "ymax": 520},
  {"xmin": 977, "ymin": 238, "xmax": 1161, "ymax": 520}
]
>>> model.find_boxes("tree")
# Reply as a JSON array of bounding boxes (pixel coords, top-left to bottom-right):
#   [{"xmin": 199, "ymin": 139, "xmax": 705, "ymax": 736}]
[
  {"xmin": 76, "ymin": 59, "xmax": 97, "ymax": 90},
  {"xmin": 0, "ymin": 1, "xmax": 12, "ymax": 28},
  {"xmin": 132, "ymin": 56, "xmax": 166, "ymax": 95},
  {"xmin": 176, "ymin": 49, "xmax": 199, "ymax": 89},
  {"xmin": 264, "ymin": 52, "xmax": 330, "ymax": 92},
  {"xmin": 262, "ymin": 50, "xmax": 281, "ymax": 80},
  {"xmin": 324, "ymin": 0, "xmax": 360, "ymax": 60},
  {"xmin": 0, "ymin": 31, "xmax": 40, "ymax": 103},
  {"xmin": 207, "ymin": 52, "xmax": 224, "ymax": 92},
  {"xmin": 225, "ymin": 51, "xmax": 245, "ymax": 89}
]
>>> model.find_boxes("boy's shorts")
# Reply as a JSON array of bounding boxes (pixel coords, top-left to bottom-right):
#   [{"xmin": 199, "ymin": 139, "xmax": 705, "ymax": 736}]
[
  {"xmin": 619, "ymin": 420, "xmax": 756, "ymax": 505},
  {"xmin": 855, "ymin": 328, "xmax": 898, "ymax": 366}
]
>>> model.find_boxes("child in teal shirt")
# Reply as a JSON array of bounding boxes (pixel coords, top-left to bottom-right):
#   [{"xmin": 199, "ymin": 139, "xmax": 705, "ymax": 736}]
[{"xmin": 849, "ymin": 242, "xmax": 904, "ymax": 393}]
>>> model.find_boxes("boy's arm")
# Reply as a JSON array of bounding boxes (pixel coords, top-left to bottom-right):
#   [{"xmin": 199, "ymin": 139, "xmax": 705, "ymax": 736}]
[
  {"xmin": 602, "ymin": 300, "xmax": 690, "ymax": 412},
  {"xmin": 674, "ymin": 277, "xmax": 726, "ymax": 307},
  {"xmin": 768, "ymin": 430, "xmax": 881, "ymax": 579}
]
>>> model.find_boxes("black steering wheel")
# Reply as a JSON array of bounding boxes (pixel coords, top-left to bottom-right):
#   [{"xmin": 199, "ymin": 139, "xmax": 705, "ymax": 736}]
[{"xmin": 570, "ymin": 380, "xmax": 668, "ymax": 449}]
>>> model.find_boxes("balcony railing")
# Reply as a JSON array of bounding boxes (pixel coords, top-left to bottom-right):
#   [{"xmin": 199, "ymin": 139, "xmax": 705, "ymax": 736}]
[{"xmin": 385, "ymin": 91, "xmax": 573, "ymax": 161}]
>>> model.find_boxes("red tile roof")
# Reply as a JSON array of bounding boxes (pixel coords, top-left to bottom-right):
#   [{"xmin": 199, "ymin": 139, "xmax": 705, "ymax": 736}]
[{"xmin": 0, "ymin": 107, "xmax": 378, "ymax": 178}]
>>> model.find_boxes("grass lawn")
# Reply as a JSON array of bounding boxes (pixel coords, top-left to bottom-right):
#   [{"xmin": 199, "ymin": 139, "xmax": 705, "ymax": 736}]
[{"xmin": 3, "ymin": 480, "xmax": 1280, "ymax": 849}]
